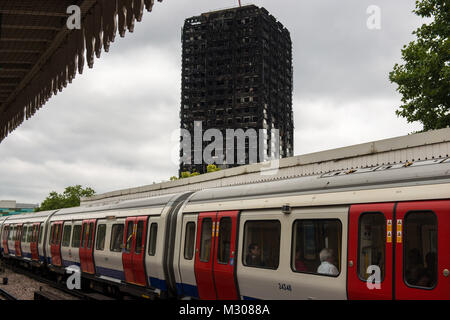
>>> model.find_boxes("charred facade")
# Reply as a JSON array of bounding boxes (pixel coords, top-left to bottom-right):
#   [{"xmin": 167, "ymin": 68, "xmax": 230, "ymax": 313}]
[{"xmin": 180, "ymin": 5, "xmax": 293, "ymax": 175}]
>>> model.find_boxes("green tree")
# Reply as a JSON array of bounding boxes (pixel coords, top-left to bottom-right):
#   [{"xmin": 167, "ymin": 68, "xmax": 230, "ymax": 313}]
[
  {"xmin": 207, "ymin": 164, "xmax": 221, "ymax": 173},
  {"xmin": 35, "ymin": 185, "xmax": 95, "ymax": 211},
  {"xmin": 389, "ymin": 0, "xmax": 449, "ymax": 131}
]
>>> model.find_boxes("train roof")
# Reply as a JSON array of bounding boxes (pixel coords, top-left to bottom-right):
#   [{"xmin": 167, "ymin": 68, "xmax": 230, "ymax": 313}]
[
  {"xmin": 183, "ymin": 159, "xmax": 450, "ymax": 212},
  {"xmin": 48, "ymin": 192, "xmax": 188, "ymax": 221},
  {"xmin": 1, "ymin": 210, "xmax": 56, "ymax": 224}
]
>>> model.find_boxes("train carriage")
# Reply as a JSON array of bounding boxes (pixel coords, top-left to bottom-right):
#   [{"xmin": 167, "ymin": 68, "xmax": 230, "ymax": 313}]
[
  {"xmin": 0, "ymin": 211, "xmax": 55, "ymax": 267},
  {"xmin": 1, "ymin": 158, "xmax": 449, "ymax": 299},
  {"xmin": 173, "ymin": 158, "xmax": 450, "ymax": 300}
]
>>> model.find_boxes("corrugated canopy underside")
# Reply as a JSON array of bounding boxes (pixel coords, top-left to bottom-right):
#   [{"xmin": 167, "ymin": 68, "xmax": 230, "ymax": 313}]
[{"xmin": 0, "ymin": 0, "xmax": 161, "ymax": 143}]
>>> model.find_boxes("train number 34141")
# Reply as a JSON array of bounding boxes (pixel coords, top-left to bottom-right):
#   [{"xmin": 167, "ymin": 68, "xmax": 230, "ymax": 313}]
[{"xmin": 278, "ymin": 283, "xmax": 292, "ymax": 291}]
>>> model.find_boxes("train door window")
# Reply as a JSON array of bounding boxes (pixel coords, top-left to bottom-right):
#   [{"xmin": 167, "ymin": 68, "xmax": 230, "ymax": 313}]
[
  {"xmin": 27, "ymin": 226, "xmax": 33, "ymax": 243},
  {"xmin": 31, "ymin": 225, "xmax": 35, "ymax": 242},
  {"xmin": 56, "ymin": 224, "xmax": 62, "ymax": 244},
  {"xmin": 110, "ymin": 224, "xmax": 124, "ymax": 252},
  {"xmin": 404, "ymin": 212, "xmax": 437, "ymax": 289},
  {"xmin": 125, "ymin": 221, "xmax": 134, "ymax": 253},
  {"xmin": 39, "ymin": 224, "xmax": 44, "ymax": 244},
  {"xmin": 358, "ymin": 213, "xmax": 385, "ymax": 281},
  {"xmin": 135, "ymin": 221, "xmax": 144, "ymax": 254},
  {"xmin": 184, "ymin": 222, "xmax": 196, "ymax": 260},
  {"xmin": 148, "ymin": 223, "xmax": 158, "ymax": 256},
  {"xmin": 243, "ymin": 220, "xmax": 281, "ymax": 269},
  {"xmin": 87, "ymin": 222, "xmax": 94, "ymax": 249},
  {"xmin": 62, "ymin": 225, "xmax": 72, "ymax": 247},
  {"xmin": 217, "ymin": 217, "xmax": 232, "ymax": 264},
  {"xmin": 50, "ymin": 225, "xmax": 55, "ymax": 245},
  {"xmin": 8, "ymin": 226, "xmax": 13, "ymax": 241},
  {"xmin": 199, "ymin": 218, "xmax": 213, "ymax": 262},
  {"xmin": 96, "ymin": 224, "xmax": 106, "ymax": 251},
  {"xmin": 71, "ymin": 225, "xmax": 82, "ymax": 248},
  {"xmin": 292, "ymin": 219, "xmax": 342, "ymax": 276},
  {"xmin": 21, "ymin": 226, "xmax": 28, "ymax": 242}
]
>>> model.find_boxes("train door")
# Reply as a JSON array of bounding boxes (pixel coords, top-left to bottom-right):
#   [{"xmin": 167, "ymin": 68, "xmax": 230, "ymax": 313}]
[
  {"xmin": 347, "ymin": 203, "xmax": 394, "ymax": 299},
  {"xmin": 70, "ymin": 223, "xmax": 82, "ymax": 266},
  {"xmin": 15, "ymin": 224, "xmax": 23, "ymax": 257},
  {"xmin": 80, "ymin": 220, "xmax": 96, "ymax": 274},
  {"xmin": 50, "ymin": 221, "xmax": 63, "ymax": 266},
  {"xmin": 213, "ymin": 211, "xmax": 240, "ymax": 299},
  {"xmin": 394, "ymin": 200, "xmax": 450, "ymax": 300},
  {"xmin": 38, "ymin": 223, "xmax": 45, "ymax": 263},
  {"xmin": 122, "ymin": 216, "xmax": 148, "ymax": 286},
  {"xmin": 30, "ymin": 223, "xmax": 40, "ymax": 261},
  {"xmin": 194, "ymin": 211, "xmax": 240, "ymax": 300},
  {"xmin": 2, "ymin": 225, "xmax": 9, "ymax": 255}
]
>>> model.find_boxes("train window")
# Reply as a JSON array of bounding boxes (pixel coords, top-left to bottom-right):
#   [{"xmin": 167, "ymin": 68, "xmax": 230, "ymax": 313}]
[
  {"xmin": 125, "ymin": 221, "xmax": 134, "ymax": 253},
  {"xmin": 27, "ymin": 226, "xmax": 33, "ymax": 243},
  {"xmin": 22, "ymin": 226, "xmax": 28, "ymax": 242},
  {"xmin": 243, "ymin": 220, "xmax": 281, "ymax": 269},
  {"xmin": 110, "ymin": 224, "xmax": 124, "ymax": 252},
  {"xmin": 62, "ymin": 225, "xmax": 72, "ymax": 247},
  {"xmin": 217, "ymin": 217, "xmax": 232, "ymax": 264},
  {"xmin": 135, "ymin": 221, "xmax": 144, "ymax": 254},
  {"xmin": 57, "ymin": 224, "xmax": 62, "ymax": 244},
  {"xmin": 39, "ymin": 224, "xmax": 43, "ymax": 244},
  {"xmin": 71, "ymin": 225, "xmax": 82, "ymax": 248},
  {"xmin": 292, "ymin": 219, "xmax": 342, "ymax": 276},
  {"xmin": 96, "ymin": 224, "xmax": 106, "ymax": 251},
  {"xmin": 184, "ymin": 222, "xmax": 196, "ymax": 260},
  {"xmin": 199, "ymin": 218, "xmax": 213, "ymax": 262},
  {"xmin": 358, "ymin": 213, "xmax": 385, "ymax": 282},
  {"xmin": 148, "ymin": 223, "xmax": 158, "ymax": 256},
  {"xmin": 15, "ymin": 226, "xmax": 21, "ymax": 242},
  {"xmin": 87, "ymin": 223, "xmax": 94, "ymax": 249},
  {"xmin": 8, "ymin": 226, "xmax": 13, "ymax": 241},
  {"xmin": 404, "ymin": 211, "xmax": 437, "ymax": 289},
  {"xmin": 50, "ymin": 225, "xmax": 55, "ymax": 245}
]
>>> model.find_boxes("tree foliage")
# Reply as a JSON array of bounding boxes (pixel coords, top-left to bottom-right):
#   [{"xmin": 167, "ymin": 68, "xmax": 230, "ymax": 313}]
[
  {"xmin": 389, "ymin": 0, "xmax": 449, "ymax": 131},
  {"xmin": 35, "ymin": 185, "xmax": 95, "ymax": 212},
  {"xmin": 170, "ymin": 165, "xmax": 221, "ymax": 180}
]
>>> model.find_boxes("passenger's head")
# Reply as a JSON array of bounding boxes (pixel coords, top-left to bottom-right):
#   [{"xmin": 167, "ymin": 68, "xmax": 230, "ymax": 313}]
[
  {"xmin": 248, "ymin": 243, "xmax": 260, "ymax": 256},
  {"xmin": 319, "ymin": 248, "xmax": 335, "ymax": 263}
]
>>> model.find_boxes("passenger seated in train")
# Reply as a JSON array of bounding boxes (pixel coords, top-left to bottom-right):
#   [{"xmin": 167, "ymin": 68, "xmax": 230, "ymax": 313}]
[
  {"xmin": 245, "ymin": 243, "xmax": 265, "ymax": 267},
  {"xmin": 294, "ymin": 249, "xmax": 307, "ymax": 272},
  {"xmin": 416, "ymin": 252, "xmax": 437, "ymax": 287},
  {"xmin": 317, "ymin": 248, "xmax": 339, "ymax": 276},
  {"xmin": 405, "ymin": 248, "xmax": 424, "ymax": 285}
]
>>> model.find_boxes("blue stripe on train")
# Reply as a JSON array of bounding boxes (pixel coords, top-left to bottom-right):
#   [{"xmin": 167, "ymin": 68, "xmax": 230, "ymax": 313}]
[
  {"xmin": 176, "ymin": 282, "xmax": 199, "ymax": 298},
  {"xmin": 243, "ymin": 296, "xmax": 259, "ymax": 300},
  {"xmin": 149, "ymin": 277, "xmax": 167, "ymax": 291},
  {"xmin": 96, "ymin": 266, "xmax": 125, "ymax": 281}
]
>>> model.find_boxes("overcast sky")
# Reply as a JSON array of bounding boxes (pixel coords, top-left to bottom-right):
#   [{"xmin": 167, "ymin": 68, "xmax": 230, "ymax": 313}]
[{"xmin": 0, "ymin": 0, "xmax": 425, "ymax": 204}]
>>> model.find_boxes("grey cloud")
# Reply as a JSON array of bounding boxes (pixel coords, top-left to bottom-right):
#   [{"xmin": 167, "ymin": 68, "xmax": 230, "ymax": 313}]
[{"xmin": 0, "ymin": 1, "xmax": 425, "ymax": 203}]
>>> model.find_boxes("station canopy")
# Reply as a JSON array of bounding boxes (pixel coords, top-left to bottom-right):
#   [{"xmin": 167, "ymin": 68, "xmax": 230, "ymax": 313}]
[{"xmin": 0, "ymin": 0, "xmax": 161, "ymax": 143}]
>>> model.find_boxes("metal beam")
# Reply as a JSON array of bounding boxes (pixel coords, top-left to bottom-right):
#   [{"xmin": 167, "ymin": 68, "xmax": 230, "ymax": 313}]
[
  {"xmin": 0, "ymin": 38, "xmax": 51, "ymax": 43},
  {"xmin": 1, "ymin": 24, "xmax": 61, "ymax": 31},
  {"xmin": 0, "ymin": 10, "xmax": 67, "ymax": 17}
]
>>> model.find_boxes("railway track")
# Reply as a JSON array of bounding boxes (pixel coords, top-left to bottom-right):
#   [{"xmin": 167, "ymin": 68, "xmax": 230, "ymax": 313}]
[
  {"xmin": 2, "ymin": 261, "xmax": 115, "ymax": 300},
  {"xmin": 0, "ymin": 287, "xmax": 18, "ymax": 300}
]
